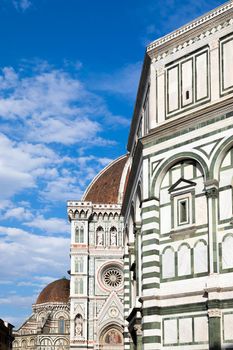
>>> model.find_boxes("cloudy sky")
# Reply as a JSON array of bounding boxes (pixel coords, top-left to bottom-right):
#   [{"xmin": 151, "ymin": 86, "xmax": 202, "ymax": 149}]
[{"xmin": 0, "ymin": 0, "xmax": 224, "ymax": 327}]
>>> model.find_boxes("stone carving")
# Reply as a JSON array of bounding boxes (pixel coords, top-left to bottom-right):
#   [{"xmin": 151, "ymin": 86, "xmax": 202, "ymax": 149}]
[
  {"xmin": 109, "ymin": 306, "xmax": 119, "ymax": 318},
  {"xmin": 208, "ymin": 309, "xmax": 221, "ymax": 318},
  {"xmin": 134, "ymin": 324, "xmax": 142, "ymax": 336},
  {"xmin": 75, "ymin": 314, "xmax": 83, "ymax": 337},
  {"xmin": 110, "ymin": 229, "xmax": 117, "ymax": 246},
  {"xmin": 97, "ymin": 229, "xmax": 104, "ymax": 246}
]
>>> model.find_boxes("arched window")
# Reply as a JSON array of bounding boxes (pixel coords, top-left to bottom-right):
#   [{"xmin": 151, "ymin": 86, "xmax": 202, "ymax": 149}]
[
  {"xmin": 54, "ymin": 338, "xmax": 68, "ymax": 349},
  {"xmin": 162, "ymin": 247, "xmax": 175, "ymax": 279},
  {"xmin": 21, "ymin": 340, "xmax": 27, "ymax": 348},
  {"xmin": 58, "ymin": 317, "xmax": 65, "ymax": 334},
  {"xmin": 177, "ymin": 244, "xmax": 191, "ymax": 276},
  {"xmin": 74, "ymin": 278, "xmax": 84, "ymax": 294},
  {"xmin": 194, "ymin": 241, "xmax": 208, "ymax": 274},
  {"xmin": 75, "ymin": 257, "xmax": 84, "ymax": 273},
  {"xmin": 222, "ymin": 234, "xmax": 233, "ymax": 269},
  {"xmin": 75, "ymin": 226, "xmax": 84, "ymax": 243},
  {"xmin": 40, "ymin": 338, "xmax": 52, "ymax": 350}
]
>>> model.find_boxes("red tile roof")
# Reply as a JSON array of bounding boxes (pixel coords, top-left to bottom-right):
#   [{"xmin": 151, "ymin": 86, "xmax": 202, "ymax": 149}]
[
  {"xmin": 36, "ymin": 278, "xmax": 70, "ymax": 305},
  {"xmin": 83, "ymin": 155, "xmax": 128, "ymax": 204}
]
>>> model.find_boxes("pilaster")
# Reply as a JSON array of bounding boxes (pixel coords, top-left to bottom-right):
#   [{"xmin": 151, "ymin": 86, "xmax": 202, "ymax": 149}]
[
  {"xmin": 141, "ymin": 197, "xmax": 161, "ymax": 350},
  {"xmin": 205, "ymin": 179, "xmax": 219, "ymax": 274}
]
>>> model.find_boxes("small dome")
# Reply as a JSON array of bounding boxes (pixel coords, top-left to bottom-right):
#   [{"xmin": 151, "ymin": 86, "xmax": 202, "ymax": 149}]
[
  {"xmin": 36, "ymin": 278, "xmax": 70, "ymax": 305},
  {"xmin": 82, "ymin": 155, "xmax": 129, "ymax": 204}
]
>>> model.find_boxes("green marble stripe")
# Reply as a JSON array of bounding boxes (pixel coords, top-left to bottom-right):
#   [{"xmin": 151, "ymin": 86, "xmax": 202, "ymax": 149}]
[
  {"xmin": 142, "ymin": 205, "xmax": 159, "ymax": 213},
  {"xmin": 142, "ymin": 260, "xmax": 160, "ymax": 268},
  {"xmin": 142, "ymin": 249, "xmax": 159, "ymax": 257},
  {"xmin": 142, "ymin": 335, "xmax": 161, "ymax": 343},
  {"xmin": 143, "ymin": 216, "xmax": 159, "ymax": 225},
  {"xmin": 142, "ymin": 282, "xmax": 159, "ymax": 290},
  {"xmin": 142, "ymin": 271, "xmax": 160, "ymax": 279},
  {"xmin": 143, "ymin": 228, "xmax": 160, "ymax": 235},
  {"xmin": 143, "ymin": 302, "xmax": 206, "ymax": 315},
  {"xmin": 143, "ymin": 322, "xmax": 161, "ymax": 330},
  {"xmin": 142, "ymin": 238, "xmax": 159, "ymax": 247}
]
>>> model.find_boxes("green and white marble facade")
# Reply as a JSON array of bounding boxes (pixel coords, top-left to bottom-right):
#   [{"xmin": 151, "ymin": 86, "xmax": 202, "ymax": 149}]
[{"xmin": 123, "ymin": 2, "xmax": 233, "ymax": 349}]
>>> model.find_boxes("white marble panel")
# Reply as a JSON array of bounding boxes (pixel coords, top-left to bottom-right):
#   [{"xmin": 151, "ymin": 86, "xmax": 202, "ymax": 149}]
[
  {"xmin": 162, "ymin": 248, "xmax": 175, "ymax": 278},
  {"xmin": 178, "ymin": 245, "xmax": 191, "ymax": 276},
  {"xmin": 223, "ymin": 39, "xmax": 233, "ymax": 90},
  {"xmin": 196, "ymin": 52, "xmax": 208, "ymax": 100},
  {"xmin": 179, "ymin": 318, "xmax": 192, "ymax": 344},
  {"xmin": 222, "ymin": 235, "xmax": 233, "ymax": 269},
  {"xmin": 194, "ymin": 316, "xmax": 208, "ymax": 342},
  {"xmin": 160, "ymin": 206, "xmax": 171, "ymax": 234},
  {"xmin": 195, "ymin": 197, "xmax": 207, "ymax": 226},
  {"xmin": 219, "ymin": 189, "xmax": 232, "ymax": 220},
  {"xmin": 194, "ymin": 241, "xmax": 208, "ymax": 274},
  {"xmin": 184, "ymin": 164, "xmax": 194, "ymax": 180},
  {"xmin": 168, "ymin": 66, "xmax": 179, "ymax": 112},
  {"xmin": 224, "ymin": 313, "xmax": 233, "ymax": 341},
  {"xmin": 164, "ymin": 319, "xmax": 177, "ymax": 344},
  {"xmin": 181, "ymin": 59, "xmax": 193, "ymax": 106}
]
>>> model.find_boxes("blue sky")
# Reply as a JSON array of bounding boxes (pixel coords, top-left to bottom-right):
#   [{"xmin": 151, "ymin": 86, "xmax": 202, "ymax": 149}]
[{"xmin": 0, "ymin": 0, "xmax": 224, "ymax": 328}]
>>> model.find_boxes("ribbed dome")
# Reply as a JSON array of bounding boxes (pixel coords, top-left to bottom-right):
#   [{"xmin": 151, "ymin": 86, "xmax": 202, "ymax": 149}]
[
  {"xmin": 36, "ymin": 278, "xmax": 70, "ymax": 305},
  {"xmin": 82, "ymin": 155, "xmax": 129, "ymax": 204}
]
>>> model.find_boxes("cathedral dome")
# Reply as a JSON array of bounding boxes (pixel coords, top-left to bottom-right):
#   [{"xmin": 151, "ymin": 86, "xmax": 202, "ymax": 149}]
[
  {"xmin": 82, "ymin": 154, "xmax": 129, "ymax": 205},
  {"xmin": 36, "ymin": 278, "xmax": 70, "ymax": 305}
]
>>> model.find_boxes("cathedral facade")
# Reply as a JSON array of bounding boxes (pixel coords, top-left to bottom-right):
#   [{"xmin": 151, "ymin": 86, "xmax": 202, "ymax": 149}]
[{"xmin": 67, "ymin": 155, "xmax": 130, "ymax": 350}]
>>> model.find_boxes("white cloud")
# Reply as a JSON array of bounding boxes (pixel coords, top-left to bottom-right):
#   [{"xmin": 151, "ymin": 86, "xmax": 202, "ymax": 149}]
[
  {"xmin": 0, "ymin": 133, "xmax": 58, "ymax": 198},
  {"xmin": 3, "ymin": 206, "xmax": 32, "ymax": 221},
  {"xmin": 0, "ymin": 226, "xmax": 70, "ymax": 279},
  {"xmin": 0, "ymin": 66, "xmax": 121, "ymax": 145},
  {"xmin": 25, "ymin": 215, "xmax": 69, "ymax": 234}
]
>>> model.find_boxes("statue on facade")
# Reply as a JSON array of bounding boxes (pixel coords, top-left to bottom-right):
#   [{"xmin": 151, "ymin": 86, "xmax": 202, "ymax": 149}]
[
  {"xmin": 75, "ymin": 314, "xmax": 83, "ymax": 337},
  {"xmin": 97, "ymin": 229, "xmax": 104, "ymax": 245},
  {"xmin": 110, "ymin": 229, "xmax": 117, "ymax": 246}
]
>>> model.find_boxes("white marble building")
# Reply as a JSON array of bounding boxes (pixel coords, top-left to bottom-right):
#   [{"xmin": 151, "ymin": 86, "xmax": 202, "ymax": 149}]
[
  {"xmin": 67, "ymin": 155, "xmax": 130, "ymax": 350},
  {"xmin": 121, "ymin": 1, "xmax": 233, "ymax": 349}
]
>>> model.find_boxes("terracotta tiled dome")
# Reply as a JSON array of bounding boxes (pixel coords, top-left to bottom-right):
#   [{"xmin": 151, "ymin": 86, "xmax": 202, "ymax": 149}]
[
  {"xmin": 36, "ymin": 278, "xmax": 70, "ymax": 305},
  {"xmin": 82, "ymin": 155, "xmax": 129, "ymax": 204}
]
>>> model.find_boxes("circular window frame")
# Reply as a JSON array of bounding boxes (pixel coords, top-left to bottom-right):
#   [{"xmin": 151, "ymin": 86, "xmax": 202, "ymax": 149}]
[{"xmin": 97, "ymin": 262, "xmax": 123, "ymax": 292}]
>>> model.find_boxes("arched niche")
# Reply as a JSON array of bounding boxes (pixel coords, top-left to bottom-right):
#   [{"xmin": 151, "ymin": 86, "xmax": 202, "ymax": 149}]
[{"xmin": 99, "ymin": 325, "xmax": 124, "ymax": 350}]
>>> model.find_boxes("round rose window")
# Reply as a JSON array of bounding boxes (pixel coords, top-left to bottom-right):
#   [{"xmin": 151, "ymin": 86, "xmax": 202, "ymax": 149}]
[{"xmin": 102, "ymin": 267, "xmax": 123, "ymax": 289}]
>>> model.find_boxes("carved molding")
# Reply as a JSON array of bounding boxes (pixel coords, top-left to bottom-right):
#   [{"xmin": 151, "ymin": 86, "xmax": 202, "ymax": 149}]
[
  {"xmin": 148, "ymin": 16, "xmax": 233, "ymax": 61},
  {"xmin": 208, "ymin": 308, "xmax": 221, "ymax": 318}
]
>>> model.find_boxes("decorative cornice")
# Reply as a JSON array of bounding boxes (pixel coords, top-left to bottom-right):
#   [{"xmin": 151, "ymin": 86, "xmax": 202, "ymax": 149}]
[
  {"xmin": 147, "ymin": 1, "xmax": 233, "ymax": 53},
  {"xmin": 148, "ymin": 16, "xmax": 233, "ymax": 62}
]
